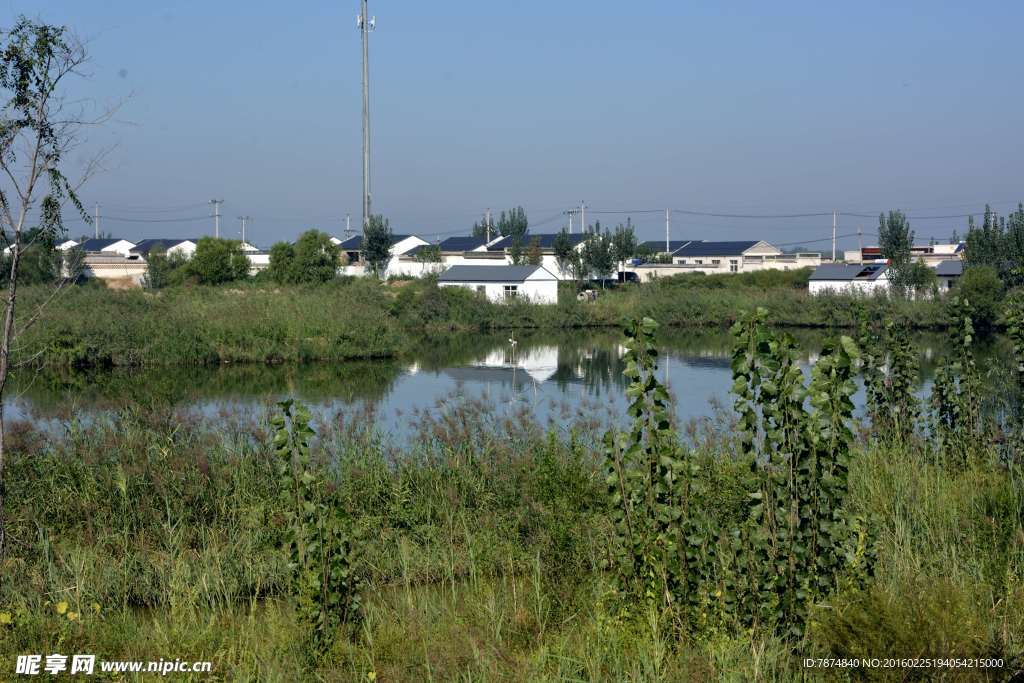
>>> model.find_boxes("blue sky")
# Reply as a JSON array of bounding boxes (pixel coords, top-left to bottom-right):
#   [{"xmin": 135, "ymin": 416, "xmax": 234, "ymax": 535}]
[{"xmin": 9, "ymin": 1, "xmax": 1024, "ymax": 249}]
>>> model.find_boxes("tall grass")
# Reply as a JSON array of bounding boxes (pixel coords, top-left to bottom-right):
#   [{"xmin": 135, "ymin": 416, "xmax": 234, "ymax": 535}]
[
  {"xmin": 0, "ymin": 392, "xmax": 1020, "ymax": 680},
  {"xmin": 15, "ymin": 273, "xmax": 953, "ymax": 368}
]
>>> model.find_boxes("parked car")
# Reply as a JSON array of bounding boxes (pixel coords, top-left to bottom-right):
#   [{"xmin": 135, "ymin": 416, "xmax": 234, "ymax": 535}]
[
  {"xmin": 617, "ymin": 271, "xmax": 640, "ymax": 284},
  {"xmin": 589, "ymin": 277, "xmax": 618, "ymax": 289}
]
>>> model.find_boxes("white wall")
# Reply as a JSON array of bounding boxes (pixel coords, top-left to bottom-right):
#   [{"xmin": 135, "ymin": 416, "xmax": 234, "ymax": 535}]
[
  {"xmin": 808, "ymin": 278, "xmax": 890, "ymax": 296},
  {"xmin": 100, "ymin": 240, "xmax": 137, "ymax": 257},
  {"xmin": 388, "ymin": 259, "xmax": 446, "ymax": 278},
  {"xmin": 439, "ymin": 279, "xmax": 558, "ymax": 304}
]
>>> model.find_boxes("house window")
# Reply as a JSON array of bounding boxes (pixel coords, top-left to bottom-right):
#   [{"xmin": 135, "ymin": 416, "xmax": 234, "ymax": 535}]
[
  {"xmin": 711, "ymin": 259, "xmax": 721, "ymax": 265},
  {"xmin": 729, "ymin": 259, "xmax": 738, "ymax": 273},
  {"xmin": 503, "ymin": 285, "xmax": 518, "ymax": 298},
  {"xmin": 695, "ymin": 259, "xmax": 703, "ymax": 265}
]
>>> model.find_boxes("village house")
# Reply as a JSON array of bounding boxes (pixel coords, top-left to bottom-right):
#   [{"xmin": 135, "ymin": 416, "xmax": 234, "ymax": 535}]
[
  {"xmin": 129, "ymin": 238, "xmax": 199, "ymax": 260},
  {"xmin": 78, "ymin": 237, "xmax": 138, "ymax": 257},
  {"xmin": 484, "ymin": 232, "xmax": 588, "ymax": 280},
  {"xmin": 633, "ymin": 240, "xmax": 821, "ymax": 281},
  {"xmin": 807, "ymin": 263, "xmax": 890, "ymax": 295},
  {"xmin": 934, "ymin": 259, "xmax": 964, "ymax": 291},
  {"xmin": 336, "ymin": 233, "xmax": 430, "ymax": 277},
  {"xmin": 437, "ymin": 264, "xmax": 559, "ymax": 304},
  {"xmin": 843, "ymin": 242, "xmax": 965, "ymax": 266}
]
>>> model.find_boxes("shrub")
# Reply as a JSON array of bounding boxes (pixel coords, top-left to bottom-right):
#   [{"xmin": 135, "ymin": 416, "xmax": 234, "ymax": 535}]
[
  {"xmin": 187, "ymin": 237, "xmax": 250, "ymax": 284},
  {"xmin": 956, "ymin": 265, "xmax": 1005, "ymax": 332}
]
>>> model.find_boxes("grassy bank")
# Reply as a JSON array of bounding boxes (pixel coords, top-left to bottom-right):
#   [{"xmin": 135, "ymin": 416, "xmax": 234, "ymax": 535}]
[
  {"xmin": 0, "ymin": 390, "xmax": 1020, "ymax": 680},
  {"xmin": 17, "ymin": 270, "xmax": 954, "ymax": 367}
]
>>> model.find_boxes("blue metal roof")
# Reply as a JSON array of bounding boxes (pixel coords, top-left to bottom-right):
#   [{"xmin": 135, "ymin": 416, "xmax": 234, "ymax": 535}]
[
  {"xmin": 439, "ymin": 236, "xmax": 487, "ymax": 251},
  {"xmin": 130, "ymin": 238, "xmax": 196, "ymax": 255},
  {"xmin": 337, "ymin": 234, "xmax": 414, "ymax": 250},
  {"xmin": 487, "ymin": 232, "xmax": 587, "ymax": 251},
  {"xmin": 641, "ymin": 240, "xmax": 693, "ymax": 253},
  {"xmin": 672, "ymin": 240, "xmax": 760, "ymax": 257}
]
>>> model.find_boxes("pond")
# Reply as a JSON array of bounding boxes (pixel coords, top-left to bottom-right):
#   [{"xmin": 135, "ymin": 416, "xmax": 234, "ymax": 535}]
[{"xmin": 9, "ymin": 327, "xmax": 1010, "ymax": 441}]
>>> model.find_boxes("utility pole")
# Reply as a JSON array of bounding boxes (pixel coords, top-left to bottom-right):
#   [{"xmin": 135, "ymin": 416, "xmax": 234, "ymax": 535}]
[
  {"xmin": 210, "ymin": 199, "xmax": 224, "ymax": 238},
  {"xmin": 831, "ymin": 210, "xmax": 838, "ymax": 262},
  {"xmin": 858, "ymin": 226, "xmax": 863, "ymax": 258},
  {"xmin": 345, "ymin": 213, "xmax": 352, "ymax": 237},
  {"xmin": 358, "ymin": 0, "xmax": 375, "ymax": 232},
  {"xmin": 485, "ymin": 208, "xmax": 492, "ymax": 242},
  {"xmin": 580, "ymin": 201, "xmax": 586, "ymax": 233},
  {"xmin": 94, "ymin": 203, "xmax": 100, "ymax": 239},
  {"xmin": 566, "ymin": 210, "xmax": 574, "ymax": 234},
  {"xmin": 237, "ymin": 215, "xmax": 250, "ymax": 245},
  {"xmin": 665, "ymin": 208, "xmax": 670, "ymax": 253}
]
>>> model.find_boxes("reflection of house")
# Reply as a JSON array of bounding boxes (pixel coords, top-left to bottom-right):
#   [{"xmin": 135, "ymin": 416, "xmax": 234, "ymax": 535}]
[
  {"xmin": 935, "ymin": 259, "xmax": 963, "ymax": 291},
  {"xmin": 808, "ymin": 263, "xmax": 890, "ymax": 295},
  {"xmin": 634, "ymin": 240, "xmax": 821, "ymax": 281},
  {"xmin": 472, "ymin": 345, "xmax": 559, "ymax": 384},
  {"xmin": 438, "ymin": 265, "xmax": 559, "ymax": 304}
]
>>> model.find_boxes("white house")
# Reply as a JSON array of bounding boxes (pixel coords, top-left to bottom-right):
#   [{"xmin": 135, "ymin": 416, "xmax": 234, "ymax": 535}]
[
  {"xmin": 844, "ymin": 242, "xmax": 965, "ymax": 266},
  {"xmin": 437, "ymin": 264, "xmax": 559, "ymax": 304},
  {"xmin": 484, "ymin": 232, "xmax": 588, "ymax": 280},
  {"xmin": 78, "ymin": 237, "xmax": 137, "ymax": 257},
  {"xmin": 336, "ymin": 233, "xmax": 430, "ymax": 277},
  {"xmin": 808, "ymin": 263, "xmax": 890, "ymax": 295},
  {"xmin": 934, "ymin": 259, "xmax": 963, "ymax": 292},
  {"xmin": 669, "ymin": 240, "xmax": 821, "ymax": 273},
  {"xmin": 129, "ymin": 238, "xmax": 198, "ymax": 260}
]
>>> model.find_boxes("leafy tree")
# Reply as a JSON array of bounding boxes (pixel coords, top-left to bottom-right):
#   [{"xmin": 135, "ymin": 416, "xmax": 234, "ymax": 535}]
[
  {"xmin": 496, "ymin": 206, "xmax": 528, "ymax": 239},
  {"xmin": 878, "ymin": 210, "xmax": 914, "ymax": 294},
  {"xmin": 0, "ymin": 244, "xmax": 59, "ymax": 285},
  {"xmin": 526, "ymin": 237, "xmax": 542, "ymax": 266},
  {"xmin": 610, "ymin": 220, "xmax": 637, "ymax": 273},
  {"xmin": 508, "ymin": 236, "xmax": 524, "ymax": 265},
  {"xmin": 187, "ymin": 237, "xmax": 249, "ymax": 284},
  {"xmin": 416, "ymin": 244, "xmax": 441, "ymax": 263},
  {"xmin": 268, "ymin": 241, "xmax": 298, "ymax": 283},
  {"xmin": 143, "ymin": 244, "xmax": 187, "ymax": 289},
  {"xmin": 553, "ymin": 228, "xmax": 580, "ymax": 282},
  {"xmin": 905, "ymin": 259, "xmax": 937, "ymax": 296},
  {"xmin": 582, "ymin": 230, "xmax": 614, "ymax": 284},
  {"xmin": 956, "ymin": 265, "xmax": 1005, "ymax": 332},
  {"xmin": 62, "ymin": 246, "xmax": 85, "ymax": 282},
  {"xmin": 0, "ymin": 18, "xmax": 99, "ymax": 555},
  {"xmin": 362, "ymin": 215, "xmax": 392, "ymax": 278},
  {"xmin": 964, "ymin": 205, "xmax": 1005, "ymax": 273},
  {"xmin": 965, "ymin": 203, "xmax": 1024, "ymax": 288},
  {"xmin": 293, "ymin": 230, "xmax": 339, "ymax": 283}
]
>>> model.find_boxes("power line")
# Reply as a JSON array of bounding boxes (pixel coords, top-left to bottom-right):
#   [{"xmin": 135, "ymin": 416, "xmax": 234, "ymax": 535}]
[{"xmin": 674, "ymin": 208, "xmax": 833, "ymax": 218}]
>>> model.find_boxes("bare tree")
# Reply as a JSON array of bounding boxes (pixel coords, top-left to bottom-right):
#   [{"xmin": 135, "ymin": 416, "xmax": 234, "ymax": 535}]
[{"xmin": 0, "ymin": 18, "xmax": 113, "ymax": 556}]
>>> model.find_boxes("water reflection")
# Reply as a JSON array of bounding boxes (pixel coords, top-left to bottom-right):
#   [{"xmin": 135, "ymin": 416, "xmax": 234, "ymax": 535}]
[{"xmin": 10, "ymin": 328, "xmax": 1011, "ymax": 440}]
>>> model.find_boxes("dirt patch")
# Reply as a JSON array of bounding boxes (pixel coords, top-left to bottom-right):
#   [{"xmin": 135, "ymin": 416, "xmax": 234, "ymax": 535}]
[{"xmin": 103, "ymin": 277, "xmax": 142, "ymax": 290}]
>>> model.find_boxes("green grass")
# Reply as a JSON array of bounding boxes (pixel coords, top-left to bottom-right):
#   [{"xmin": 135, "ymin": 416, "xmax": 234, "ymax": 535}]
[
  {"xmin": 16, "ymin": 272, "xmax": 954, "ymax": 368},
  {"xmin": 0, "ymin": 396, "xmax": 1020, "ymax": 681}
]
